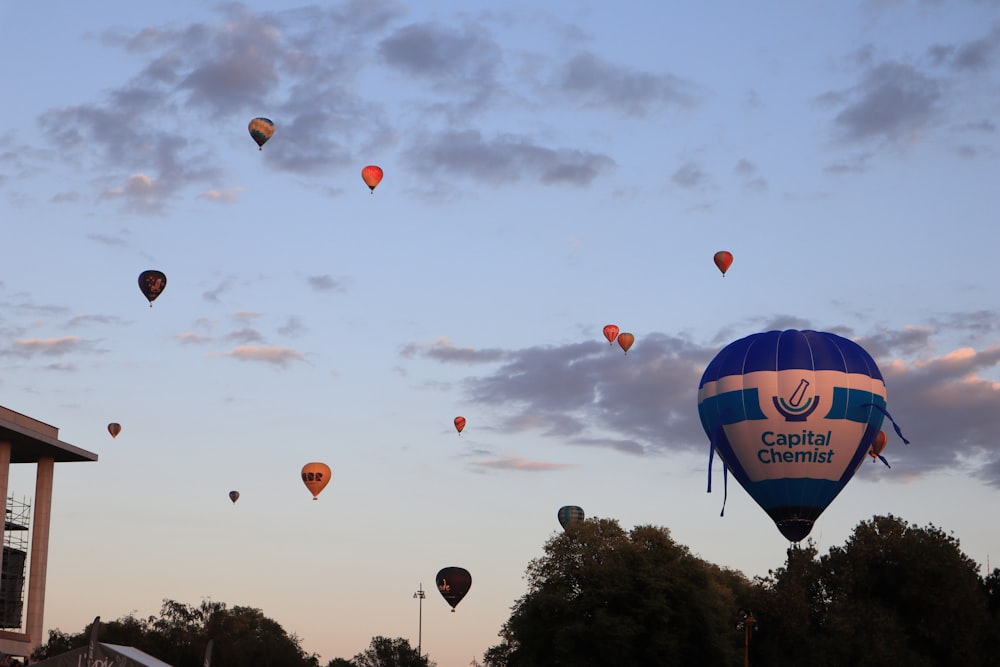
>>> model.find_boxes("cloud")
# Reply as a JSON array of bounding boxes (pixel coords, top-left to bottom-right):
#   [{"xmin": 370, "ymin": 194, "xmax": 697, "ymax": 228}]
[
  {"xmin": 819, "ymin": 60, "xmax": 942, "ymax": 145},
  {"xmin": 470, "ymin": 455, "xmax": 576, "ymax": 472},
  {"xmin": 176, "ymin": 332, "xmax": 213, "ymax": 345},
  {"xmin": 5, "ymin": 336, "xmax": 101, "ymax": 358},
  {"xmin": 221, "ymin": 345, "xmax": 305, "ymax": 367},
  {"xmin": 199, "ymin": 187, "xmax": 244, "ymax": 202},
  {"xmin": 408, "ymin": 322, "xmax": 1000, "ymax": 485},
  {"xmin": 307, "ymin": 274, "xmax": 346, "ymax": 292},
  {"xmin": 554, "ymin": 51, "xmax": 703, "ymax": 117},
  {"xmin": 403, "ymin": 129, "xmax": 614, "ymax": 187},
  {"xmin": 672, "ymin": 162, "xmax": 708, "ymax": 189},
  {"xmin": 400, "ymin": 337, "xmax": 508, "ymax": 363}
]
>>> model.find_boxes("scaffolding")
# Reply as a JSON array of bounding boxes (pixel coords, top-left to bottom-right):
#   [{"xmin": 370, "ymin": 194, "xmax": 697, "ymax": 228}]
[{"xmin": 1, "ymin": 497, "xmax": 30, "ymax": 630}]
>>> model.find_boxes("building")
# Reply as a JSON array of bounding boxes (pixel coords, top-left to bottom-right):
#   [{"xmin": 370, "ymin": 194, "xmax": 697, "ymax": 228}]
[{"xmin": 0, "ymin": 406, "xmax": 98, "ymax": 658}]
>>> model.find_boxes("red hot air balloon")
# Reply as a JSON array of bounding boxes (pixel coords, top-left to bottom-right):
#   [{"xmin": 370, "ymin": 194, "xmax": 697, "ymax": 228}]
[
  {"xmin": 603, "ymin": 324, "xmax": 620, "ymax": 345},
  {"xmin": 107, "ymin": 423, "xmax": 121, "ymax": 439},
  {"xmin": 436, "ymin": 566, "xmax": 471, "ymax": 611},
  {"xmin": 454, "ymin": 416, "xmax": 466, "ymax": 434},
  {"xmin": 362, "ymin": 165, "xmax": 384, "ymax": 193},
  {"xmin": 248, "ymin": 117, "xmax": 275, "ymax": 150},
  {"xmin": 617, "ymin": 332, "xmax": 635, "ymax": 355},
  {"xmin": 714, "ymin": 251, "xmax": 734, "ymax": 276},
  {"xmin": 138, "ymin": 270, "xmax": 167, "ymax": 307}
]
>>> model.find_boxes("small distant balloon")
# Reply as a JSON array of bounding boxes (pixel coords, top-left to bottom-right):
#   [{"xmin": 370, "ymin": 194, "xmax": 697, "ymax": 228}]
[
  {"xmin": 361, "ymin": 165, "xmax": 384, "ymax": 193},
  {"xmin": 229, "ymin": 490, "xmax": 240, "ymax": 504},
  {"xmin": 713, "ymin": 251, "xmax": 734, "ymax": 276},
  {"xmin": 603, "ymin": 324, "xmax": 620, "ymax": 345},
  {"xmin": 617, "ymin": 332, "xmax": 635, "ymax": 355},
  {"xmin": 436, "ymin": 566, "xmax": 471, "ymax": 612},
  {"xmin": 868, "ymin": 430, "xmax": 890, "ymax": 467},
  {"xmin": 454, "ymin": 416, "xmax": 466, "ymax": 434},
  {"xmin": 107, "ymin": 423, "xmax": 121, "ymax": 439},
  {"xmin": 301, "ymin": 462, "xmax": 332, "ymax": 500},
  {"xmin": 138, "ymin": 270, "xmax": 167, "ymax": 307},
  {"xmin": 248, "ymin": 117, "xmax": 275, "ymax": 150},
  {"xmin": 557, "ymin": 505, "xmax": 585, "ymax": 530}
]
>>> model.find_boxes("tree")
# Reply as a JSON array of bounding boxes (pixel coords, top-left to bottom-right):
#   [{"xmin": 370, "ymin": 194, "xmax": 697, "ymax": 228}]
[
  {"xmin": 750, "ymin": 514, "xmax": 997, "ymax": 667},
  {"xmin": 32, "ymin": 599, "xmax": 320, "ymax": 667},
  {"xmin": 484, "ymin": 519, "xmax": 748, "ymax": 666},
  {"xmin": 325, "ymin": 659, "xmax": 356, "ymax": 667},
  {"xmin": 352, "ymin": 636, "xmax": 433, "ymax": 667}
]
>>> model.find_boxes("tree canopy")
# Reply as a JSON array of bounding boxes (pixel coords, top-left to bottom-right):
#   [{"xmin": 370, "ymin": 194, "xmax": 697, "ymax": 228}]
[{"xmin": 484, "ymin": 519, "xmax": 749, "ymax": 666}]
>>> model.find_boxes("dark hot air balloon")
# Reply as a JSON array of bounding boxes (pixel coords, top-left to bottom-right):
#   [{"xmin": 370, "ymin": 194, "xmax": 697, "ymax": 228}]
[
  {"xmin": 557, "ymin": 505, "xmax": 585, "ymax": 530},
  {"xmin": 138, "ymin": 270, "xmax": 167, "ymax": 307},
  {"xmin": 697, "ymin": 329, "xmax": 906, "ymax": 542},
  {"xmin": 436, "ymin": 566, "xmax": 471, "ymax": 611},
  {"xmin": 107, "ymin": 423, "xmax": 121, "ymax": 439},
  {"xmin": 229, "ymin": 490, "xmax": 240, "ymax": 504},
  {"xmin": 248, "ymin": 117, "xmax": 274, "ymax": 150}
]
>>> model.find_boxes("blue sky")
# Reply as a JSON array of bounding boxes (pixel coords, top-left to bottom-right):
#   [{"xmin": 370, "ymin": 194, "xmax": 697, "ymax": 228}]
[{"xmin": 3, "ymin": 1, "xmax": 1000, "ymax": 665}]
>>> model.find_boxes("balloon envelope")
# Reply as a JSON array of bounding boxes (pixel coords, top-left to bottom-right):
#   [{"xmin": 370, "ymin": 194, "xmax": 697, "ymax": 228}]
[
  {"xmin": 713, "ymin": 251, "xmax": 734, "ymax": 276},
  {"xmin": 107, "ymin": 423, "xmax": 121, "ymax": 439},
  {"xmin": 454, "ymin": 416, "xmax": 466, "ymax": 434},
  {"xmin": 436, "ymin": 566, "xmax": 471, "ymax": 611},
  {"xmin": 301, "ymin": 462, "xmax": 332, "ymax": 499},
  {"xmin": 697, "ymin": 329, "xmax": 888, "ymax": 542},
  {"xmin": 617, "ymin": 332, "xmax": 635, "ymax": 354},
  {"xmin": 248, "ymin": 117, "xmax": 274, "ymax": 150},
  {"xmin": 362, "ymin": 165, "xmax": 384, "ymax": 192},
  {"xmin": 557, "ymin": 505, "xmax": 585, "ymax": 530},
  {"xmin": 229, "ymin": 490, "xmax": 240, "ymax": 504},
  {"xmin": 603, "ymin": 324, "xmax": 619, "ymax": 345},
  {"xmin": 138, "ymin": 270, "xmax": 167, "ymax": 306},
  {"xmin": 869, "ymin": 430, "xmax": 887, "ymax": 461}
]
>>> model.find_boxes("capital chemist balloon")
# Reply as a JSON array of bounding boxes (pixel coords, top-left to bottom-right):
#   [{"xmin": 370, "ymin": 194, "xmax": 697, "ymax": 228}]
[{"xmin": 697, "ymin": 329, "xmax": 900, "ymax": 542}]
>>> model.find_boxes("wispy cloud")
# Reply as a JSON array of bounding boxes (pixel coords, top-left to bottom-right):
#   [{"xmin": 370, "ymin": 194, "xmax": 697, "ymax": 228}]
[{"xmin": 220, "ymin": 345, "xmax": 305, "ymax": 367}]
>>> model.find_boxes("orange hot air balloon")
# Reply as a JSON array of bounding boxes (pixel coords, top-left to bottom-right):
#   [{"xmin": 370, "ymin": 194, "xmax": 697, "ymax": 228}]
[
  {"xmin": 713, "ymin": 251, "xmax": 734, "ymax": 276},
  {"xmin": 361, "ymin": 165, "xmax": 383, "ymax": 193},
  {"xmin": 301, "ymin": 462, "xmax": 332, "ymax": 500},
  {"xmin": 603, "ymin": 324, "xmax": 620, "ymax": 345},
  {"xmin": 454, "ymin": 416, "xmax": 466, "ymax": 434},
  {"xmin": 107, "ymin": 423, "xmax": 121, "ymax": 439},
  {"xmin": 617, "ymin": 332, "xmax": 635, "ymax": 355}
]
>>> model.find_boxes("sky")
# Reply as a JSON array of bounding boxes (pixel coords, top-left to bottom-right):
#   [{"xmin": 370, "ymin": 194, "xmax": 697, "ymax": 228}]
[{"xmin": 2, "ymin": 0, "xmax": 1000, "ymax": 665}]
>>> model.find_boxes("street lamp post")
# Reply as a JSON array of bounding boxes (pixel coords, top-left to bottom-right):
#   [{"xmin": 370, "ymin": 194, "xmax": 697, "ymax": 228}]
[
  {"xmin": 735, "ymin": 609, "xmax": 758, "ymax": 667},
  {"xmin": 413, "ymin": 584, "xmax": 426, "ymax": 657}
]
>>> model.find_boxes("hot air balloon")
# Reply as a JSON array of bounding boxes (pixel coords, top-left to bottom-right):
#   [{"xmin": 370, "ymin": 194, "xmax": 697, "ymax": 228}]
[
  {"xmin": 557, "ymin": 505, "xmax": 585, "ymax": 530},
  {"xmin": 301, "ymin": 462, "xmax": 332, "ymax": 500},
  {"xmin": 107, "ymin": 423, "xmax": 121, "ymax": 439},
  {"xmin": 618, "ymin": 332, "xmax": 635, "ymax": 355},
  {"xmin": 714, "ymin": 251, "xmax": 734, "ymax": 276},
  {"xmin": 361, "ymin": 165, "xmax": 383, "ymax": 193},
  {"xmin": 603, "ymin": 324, "xmax": 620, "ymax": 345},
  {"xmin": 138, "ymin": 270, "xmax": 167, "ymax": 307},
  {"xmin": 868, "ymin": 430, "xmax": 890, "ymax": 467},
  {"xmin": 454, "ymin": 416, "xmax": 466, "ymax": 434},
  {"xmin": 229, "ymin": 490, "xmax": 240, "ymax": 504},
  {"xmin": 697, "ymin": 329, "xmax": 906, "ymax": 542},
  {"xmin": 436, "ymin": 566, "xmax": 471, "ymax": 611},
  {"xmin": 248, "ymin": 117, "xmax": 274, "ymax": 150}
]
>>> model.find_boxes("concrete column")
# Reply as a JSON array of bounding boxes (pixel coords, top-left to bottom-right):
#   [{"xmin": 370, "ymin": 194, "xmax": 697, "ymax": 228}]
[
  {"xmin": 26, "ymin": 456, "xmax": 54, "ymax": 653},
  {"xmin": 0, "ymin": 442, "xmax": 10, "ymax": 581}
]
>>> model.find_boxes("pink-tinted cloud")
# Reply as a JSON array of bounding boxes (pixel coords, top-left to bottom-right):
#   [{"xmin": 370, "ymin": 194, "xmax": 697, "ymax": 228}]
[{"xmin": 221, "ymin": 345, "xmax": 305, "ymax": 367}]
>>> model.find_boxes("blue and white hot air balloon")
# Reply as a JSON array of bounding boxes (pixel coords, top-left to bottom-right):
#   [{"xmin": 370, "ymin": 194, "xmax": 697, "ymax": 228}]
[{"xmin": 697, "ymin": 329, "xmax": 905, "ymax": 542}]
